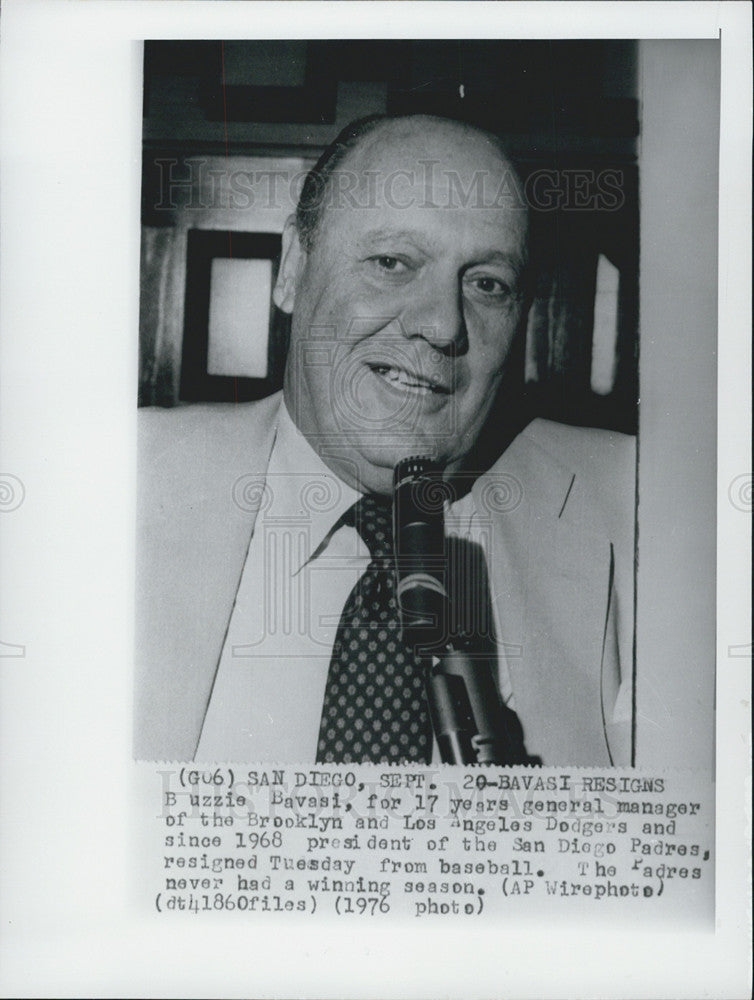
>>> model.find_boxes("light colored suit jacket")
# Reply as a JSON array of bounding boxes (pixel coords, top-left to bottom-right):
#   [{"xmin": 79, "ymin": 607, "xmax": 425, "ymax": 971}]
[{"xmin": 135, "ymin": 391, "xmax": 635, "ymax": 764}]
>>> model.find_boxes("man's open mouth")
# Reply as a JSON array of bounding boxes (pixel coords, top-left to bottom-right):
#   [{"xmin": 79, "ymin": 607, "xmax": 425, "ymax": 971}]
[{"xmin": 367, "ymin": 363, "xmax": 450, "ymax": 395}]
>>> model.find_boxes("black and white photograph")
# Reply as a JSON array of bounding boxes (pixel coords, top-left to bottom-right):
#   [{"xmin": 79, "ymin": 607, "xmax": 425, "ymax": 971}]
[
  {"xmin": 136, "ymin": 39, "xmax": 645, "ymax": 768},
  {"xmin": 0, "ymin": 2, "xmax": 750, "ymax": 997}
]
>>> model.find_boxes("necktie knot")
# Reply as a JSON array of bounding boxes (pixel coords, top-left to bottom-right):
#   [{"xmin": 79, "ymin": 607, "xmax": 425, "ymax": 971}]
[{"xmin": 343, "ymin": 493, "xmax": 393, "ymax": 563}]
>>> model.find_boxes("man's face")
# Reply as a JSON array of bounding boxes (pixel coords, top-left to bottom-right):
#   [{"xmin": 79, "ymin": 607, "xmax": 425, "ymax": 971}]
[{"xmin": 275, "ymin": 118, "xmax": 529, "ymax": 494}]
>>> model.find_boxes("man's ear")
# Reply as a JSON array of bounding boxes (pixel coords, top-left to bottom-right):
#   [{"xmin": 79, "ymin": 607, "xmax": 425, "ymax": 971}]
[{"xmin": 273, "ymin": 216, "xmax": 306, "ymax": 314}]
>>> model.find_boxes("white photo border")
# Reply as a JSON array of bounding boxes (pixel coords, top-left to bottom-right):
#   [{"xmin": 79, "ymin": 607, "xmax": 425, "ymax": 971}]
[{"xmin": 0, "ymin": 2, "xmax": 750, "ymax": 997}]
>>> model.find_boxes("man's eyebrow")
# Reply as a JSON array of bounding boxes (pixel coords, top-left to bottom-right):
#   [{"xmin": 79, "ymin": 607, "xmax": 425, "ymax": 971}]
[
  {"xmin": 357, "ymin": 228, "xmax": 430, "ymax": 247},
  {"xmin": 357, "ymin": 230, "xmax": 525, "ymax": 269},
  {"xmin": 471, "ymin": 250, "xmax": 527, "ymax": 275}
]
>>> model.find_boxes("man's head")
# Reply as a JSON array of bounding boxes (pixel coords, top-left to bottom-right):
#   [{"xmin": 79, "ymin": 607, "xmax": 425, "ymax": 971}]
[{"xmin": 273, "ymin": 114, "xmax": 531, "ymax": 494}]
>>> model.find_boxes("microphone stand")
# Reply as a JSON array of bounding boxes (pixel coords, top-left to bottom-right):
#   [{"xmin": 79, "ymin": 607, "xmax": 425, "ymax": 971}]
[
  {"xmin": 423, "ymin": 645, "xmax": 532, "ymax": 766},
  {"xmin": 393, "ymin": 455, "xmax": 534, "ymax": 767}
]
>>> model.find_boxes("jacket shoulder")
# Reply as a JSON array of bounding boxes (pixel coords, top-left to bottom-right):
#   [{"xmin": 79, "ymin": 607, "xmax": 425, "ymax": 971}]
[
  {"xmin": 138, "ymin": 392, "xmax": 281, "ymax": 473},
  {"xmin": 521, "ymin": 418, "xmax": 635, "ymax": 477},
  {"xmin": 515, "ymin": 418, "xmax": 636, "ymax": 535}
]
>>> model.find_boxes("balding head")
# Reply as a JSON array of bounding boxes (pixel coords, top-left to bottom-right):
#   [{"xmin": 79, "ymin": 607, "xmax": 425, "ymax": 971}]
[{"xmin": 295, "ymin": 114, "xmax": 529, "ymax": 257}]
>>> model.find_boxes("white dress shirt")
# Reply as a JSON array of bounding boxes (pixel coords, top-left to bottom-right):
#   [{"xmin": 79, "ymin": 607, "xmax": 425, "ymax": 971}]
[{"xmin": 196, "ymin": 400, "xmax": 514, "ymax": 761}]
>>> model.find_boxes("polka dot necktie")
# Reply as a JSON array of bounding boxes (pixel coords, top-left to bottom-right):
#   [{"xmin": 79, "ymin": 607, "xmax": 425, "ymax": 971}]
[{"xmin": 316, "ymin": 493, "xmax": 432, "ymax": 764}]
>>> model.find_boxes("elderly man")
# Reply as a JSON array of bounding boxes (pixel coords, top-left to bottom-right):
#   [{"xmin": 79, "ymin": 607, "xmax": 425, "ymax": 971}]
[{"xmin": 135, "ymin": 114, "xmax": 635, "ymax": 766}]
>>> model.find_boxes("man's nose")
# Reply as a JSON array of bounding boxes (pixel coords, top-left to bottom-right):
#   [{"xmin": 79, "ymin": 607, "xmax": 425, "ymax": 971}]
[{"xmin": 399, "ymin": 275, "xmax": 468, "ymax": 356}]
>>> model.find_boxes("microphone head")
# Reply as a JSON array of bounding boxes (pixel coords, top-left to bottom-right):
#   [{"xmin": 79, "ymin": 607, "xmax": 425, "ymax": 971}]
[{"xmin": 393, "ymin": 455, "xmax": 443, "ymax": 492}]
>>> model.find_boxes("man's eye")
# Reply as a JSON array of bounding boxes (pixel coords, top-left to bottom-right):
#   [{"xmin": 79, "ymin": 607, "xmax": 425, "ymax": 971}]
[
  {"xmin": 468, "ymin": 275, "xmax": 511, "ymax": 297},
  {"xmin": 372, "ymin": 255, "xmax": 407, "ymax": 273}
]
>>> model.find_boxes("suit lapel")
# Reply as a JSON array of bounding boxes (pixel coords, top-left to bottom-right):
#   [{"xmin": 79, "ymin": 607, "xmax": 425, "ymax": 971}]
[
  {"xmin": 135, "ymin": 393, "xmax": 281, "ymax": 759},
  {"xmin": 472, "ymin": 425, "xmax": 615, "ymax": 764}
]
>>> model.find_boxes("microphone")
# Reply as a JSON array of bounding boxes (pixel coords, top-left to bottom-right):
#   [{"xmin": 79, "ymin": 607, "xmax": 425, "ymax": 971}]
[
  {"xmin": 392, "ymin": 456, "xmax": 450, "ymax": 655},
  {"xmin": 392, "ymin": 456, "xmax": 531, "ymax": 765}
]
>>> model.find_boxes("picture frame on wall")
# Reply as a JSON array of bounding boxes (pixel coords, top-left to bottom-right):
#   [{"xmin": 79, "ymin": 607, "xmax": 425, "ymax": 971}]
[{"xmin": 179, "ymin": 228, "xmax": 287, "ymax": 403}]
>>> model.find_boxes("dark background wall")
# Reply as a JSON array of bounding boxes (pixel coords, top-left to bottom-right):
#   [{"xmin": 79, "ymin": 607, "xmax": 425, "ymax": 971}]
[{"xmin": 140, "ymin": 39, "xmax": 638, "ymax": 438}]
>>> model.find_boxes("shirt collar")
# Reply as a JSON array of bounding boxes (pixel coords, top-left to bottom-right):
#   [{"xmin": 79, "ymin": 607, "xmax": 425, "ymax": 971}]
[
  {"xmin": 264, "ymin": 400, "xmax": 479, "ymax": 567},
  {"xmin": 264, "ymin": 399, "xmax": 362, "ymax": 573}
]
